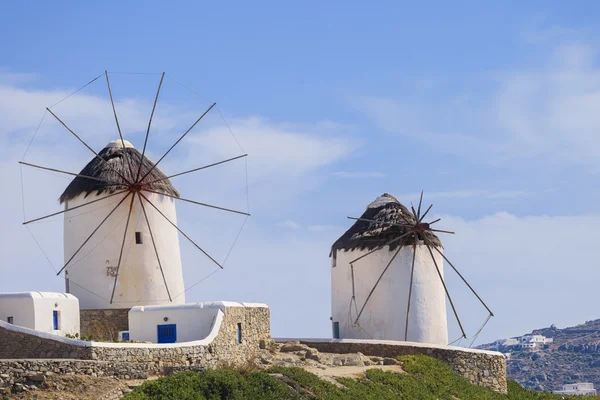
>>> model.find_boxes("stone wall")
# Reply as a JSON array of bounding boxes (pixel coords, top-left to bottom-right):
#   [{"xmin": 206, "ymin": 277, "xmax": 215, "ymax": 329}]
[
  {"xmin": 0, "ymin": 303, "xmax": 271, "ymax": 375},
  {"xmin": 89, "ymin": 305, "xmax": 271, "ymax": 373},
  {"xmin": 0, "ymin": 359, "xmax": 149, "ymax": 390},
  {"xmin": 0, "ymin": 324, "xmax": 92, "ymax": 359},
  {"xmin": 80, "ymin": 309, "xmax": 130, "ymax": 341},
  {"xmin": 210, "ymin": 304, "xmax": 271, "ymax": 364},
  {"xmin": 280, "ymin": 339, "xmax": 507, "ymax": 393}
]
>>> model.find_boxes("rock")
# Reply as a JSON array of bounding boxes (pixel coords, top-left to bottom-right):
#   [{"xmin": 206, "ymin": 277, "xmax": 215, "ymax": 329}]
[
  {"xmin": 383, "ymin": 358, "xmax": 398, "ymax": 365},
  {"xmin": 332, "ymin": 354, "xmax": 365, "ymax": 367},
  {"xmin": 13, "ymin": 383, "xmax": 25, "ymax": 393},
  {"xmin": 27, "ymin": 373, "xmax": 46, "ymax": 382},
  {"xmin": 294, "ymin": 350, "xmax": 307, "ymax": 358},
  {"xmin": 306, "ymin": 350, "xmax": 321, "ymax": 362},
  {"xmin": 280, "ymin": 343, "xmax": 311, "ymax": 353}
]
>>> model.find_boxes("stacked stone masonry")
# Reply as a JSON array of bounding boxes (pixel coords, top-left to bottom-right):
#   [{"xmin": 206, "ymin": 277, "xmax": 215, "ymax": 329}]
[
  {"xmin": 80, "ymin": 308, "xmax": 130, "ymax": 341},
  {"xmin": 0, "ymin": 359, "xmax": 149, "ymax": 389},
  {"xmin": 289, "ymin": 339, "xmax": 507, "ymax": 393},
  {"xmin": 0, "ymin": 304, "xmax": 271, "ymax": 375}
]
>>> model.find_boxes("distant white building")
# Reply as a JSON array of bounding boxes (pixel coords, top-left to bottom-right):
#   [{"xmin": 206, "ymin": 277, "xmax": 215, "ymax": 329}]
[
  {"xmin": 503, "ymin": 338, "xmax": 520, "ymax": 347},
  {"xmin": 521, "ymin": 342, "xmax": 538, "ymax": 350},
  {"xmin": 519, "ymin": 334, "xmax": 553, "ymax": 350},
  {"xmin": 554, "ymin": 383, "xmax": 597, "ymax": 395},
  {"xmin": 0, "ymin": 292, "xmax": 80, "ymax": 337},
  {"xmin": 521, "ymin": 334, "xmax": 553, "ymax": 344}
]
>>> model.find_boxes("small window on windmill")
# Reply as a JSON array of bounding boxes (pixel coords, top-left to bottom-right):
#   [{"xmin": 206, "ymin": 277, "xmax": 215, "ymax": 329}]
[
  {"xmin": 7, "ymin": 316, "xmax": 13, "ymax": 324},
  {"xmin": 135, "ymin": 232, "xmax": 143, "ymax": 244}
]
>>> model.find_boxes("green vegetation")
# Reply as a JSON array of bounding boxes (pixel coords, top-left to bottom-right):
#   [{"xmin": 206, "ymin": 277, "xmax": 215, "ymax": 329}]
[{"xmin": 124, "ymin": 355, "xmax": 600, "ymax": 400}]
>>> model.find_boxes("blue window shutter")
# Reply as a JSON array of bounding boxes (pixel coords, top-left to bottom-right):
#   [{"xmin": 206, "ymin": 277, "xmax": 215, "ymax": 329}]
[{"xmin": 53, "ymin": 311, "xmax": 59, "ymax": 330}]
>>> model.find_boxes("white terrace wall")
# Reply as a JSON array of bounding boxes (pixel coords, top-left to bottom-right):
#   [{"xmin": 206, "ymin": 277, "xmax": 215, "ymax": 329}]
[
  {"xmin": 129, "ymin": 302, "xmax": 225, "ymax": 343},
  {"xmin": 0, "ymin": 302, "xmax": 270, "ymax": 374}
]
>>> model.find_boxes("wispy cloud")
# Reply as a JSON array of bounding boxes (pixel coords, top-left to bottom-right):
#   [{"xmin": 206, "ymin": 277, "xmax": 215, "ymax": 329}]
[
  {"xmin": 186, "ymin": 117, "xmax": 359, "ymax": 181},
  {"xmin": 332, "ymin": 171, "xmax": 385, "ymax": 178},
  {"xmin": 277, "ymin": 220, "xmax": 301, "ymax": 230},
  {"xmin": 399, "ymin": 189, "xmax": 535, "ymax": 200},
  {"xmin": 350, "ymin": 36, "xmax": 600, "ymax": 170},
  {"xmin": 307, "ymin": 225, "xmax": 343, "ymax": 232},
  {"xmin": 0, "ymin": 69, "xmax": 37, "ymax": 85}
]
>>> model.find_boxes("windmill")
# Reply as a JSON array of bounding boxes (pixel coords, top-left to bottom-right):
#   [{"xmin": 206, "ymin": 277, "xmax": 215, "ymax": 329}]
[
  {"xmin": 19, "ymin": 71, "xmax": 249, "ymax": 311},
  {"xmin": 330, "ymin": 193, "xmax": 492, "ymax": 347}
]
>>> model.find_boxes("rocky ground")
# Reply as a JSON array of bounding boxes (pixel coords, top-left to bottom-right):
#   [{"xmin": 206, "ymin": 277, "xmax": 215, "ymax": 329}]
[
  {"xmin": 256, "ymin": 341, "xmax": 403, "ymax": 370},
  {"xmin": 1, "ymin": 341, "xmax": 403, "ymax": 399},
  {"xmin": 2, "ymin": 375, "xmax": 147, "ymax": 399}
]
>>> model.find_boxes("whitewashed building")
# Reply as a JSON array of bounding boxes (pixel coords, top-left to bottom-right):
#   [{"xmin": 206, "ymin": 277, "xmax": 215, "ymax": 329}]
[
  {"xmin": 519, "ymin": 335, "xmax": 553, "ymax": 350},
  {"xmin": 128, "ymin": 301, "xmax": 267, "ymax": 344},
  {"xmin": 61, "ymin": 140, "xmax": 185, "ymax": 309},
  {"xmin": 503, "ymin": 338, "xmax": 520, "ymax": 347},
  {"xmin": 554, "ymin": 382, "xmax": 597, "ymax": 395},
  {"xmin": 330, "ymin": 194, "xmax": 448, "ymax": 345},
  {"xmin": 0, "ymin": 292, "xmax": 79, "ymax": 336},
  {"xmin": 521, "ymin": 334, "xmax": 552, "ymax": 344}
]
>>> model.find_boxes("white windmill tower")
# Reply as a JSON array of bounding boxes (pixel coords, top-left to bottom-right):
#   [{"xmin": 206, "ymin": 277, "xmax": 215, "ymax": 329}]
[
  {"xmin": 330, "ymin": 193, "xmax": 493, "ymax": 346},
  {"xmin": 20, "ymin": 72, "xmax": 250, "ymax": 315},
  {"xmin": 60, "ymin": 139, "xmax": 186, "ymax": 309}
]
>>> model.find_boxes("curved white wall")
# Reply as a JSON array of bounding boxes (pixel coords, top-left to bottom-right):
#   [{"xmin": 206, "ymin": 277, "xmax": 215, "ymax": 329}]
[
  {"xmin": 64, "ymin": 191, "xmax": 185, "ymax": 309},
  {"xmin": 128, "ymin": 303, "xmax": 220, "ymax": 343},
  {"xmin": 331, "ymin": 243, "xmax": 448, "ymax": 345}
]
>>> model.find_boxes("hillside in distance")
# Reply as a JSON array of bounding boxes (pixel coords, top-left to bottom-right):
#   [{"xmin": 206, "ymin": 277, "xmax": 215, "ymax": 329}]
[{"xmin": 479, "ymin": 319, "xmax": 600, "ymax": 392}]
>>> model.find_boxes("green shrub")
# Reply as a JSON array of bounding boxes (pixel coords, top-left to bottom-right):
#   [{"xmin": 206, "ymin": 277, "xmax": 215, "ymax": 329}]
[{"xmin": 124, "ymin": 355, "xmax": 600, "ymax": 400}]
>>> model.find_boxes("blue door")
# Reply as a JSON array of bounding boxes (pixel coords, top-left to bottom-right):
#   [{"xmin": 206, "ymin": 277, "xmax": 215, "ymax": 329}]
[
  {"xmin": 332, "ymin": 321, "xmax": 340, "ymax": 339},
  {"xmin": 53, "ymin": 311, "xmax": 59, "ymax": 330},
  {"xmin": 157, "ymin": 324, "xmax": 177, "ymax": 343}
]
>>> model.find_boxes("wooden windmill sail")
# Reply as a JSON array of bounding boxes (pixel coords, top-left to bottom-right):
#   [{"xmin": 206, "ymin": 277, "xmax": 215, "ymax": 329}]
[
  {"xmin": 19, "ymin": 71, "xmax": 249, "ymax": 309},
  {"xmin": 330, "ymin": 193, "xmax": 493, "ymax": 346}
]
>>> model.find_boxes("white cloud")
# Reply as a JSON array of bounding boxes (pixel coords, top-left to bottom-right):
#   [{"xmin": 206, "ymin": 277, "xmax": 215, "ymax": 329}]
[
  {"xmin": 434, "ymin": 211, "xmax": 600, "ymax": 344},
  {"xmin": 398, "ymin": 189, "xmax": 535, "ymax": 201},
  {"xmin": 0, "ymin": 70, "xmax": 37, "ymax": 85},
  {"xmin": 277, "ymin": 220, "xmax": 301, "ymax": 230},
  {"xmin": 332, "ymin": 171, "xmax": 385, "ymax": 178},
  {"xmin": 351, "ymin": 38, "xmax": 600, "ymax": 170},
  {"xmin": 186, "ymin": 117, "xmax": 359, "ymax": 181},
  {"xmin": 307, "ymin": 225, "xmax": 343, "ymax": 232}
]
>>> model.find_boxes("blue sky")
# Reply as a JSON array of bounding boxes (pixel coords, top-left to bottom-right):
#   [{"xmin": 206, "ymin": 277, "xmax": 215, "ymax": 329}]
[{"xmin": 1, "ymin": 2, "xmax": 600, "ymax": 345}]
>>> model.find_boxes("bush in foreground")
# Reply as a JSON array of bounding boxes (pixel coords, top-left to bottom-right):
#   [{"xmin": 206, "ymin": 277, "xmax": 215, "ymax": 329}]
[{"xmin": 124, "ymin": 355, "xmax": 599, "ymax": 400}]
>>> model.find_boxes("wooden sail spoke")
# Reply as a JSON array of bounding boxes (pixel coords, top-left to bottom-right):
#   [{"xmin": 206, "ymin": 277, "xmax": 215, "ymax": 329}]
[
  {"xmin": 109, "ymin": 194, "xmax": 136, "ymax": 304},
  {"xmin": 138, "ymin": 192, "xmax": 223, "ymax": 269}
]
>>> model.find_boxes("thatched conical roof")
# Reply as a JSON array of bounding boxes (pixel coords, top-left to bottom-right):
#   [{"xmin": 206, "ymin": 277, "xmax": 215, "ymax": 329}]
[
  {"xmin": 59, "ymin": 140, "xmax": 179, "ymax": 203},
  {"xmin": 331, "ymin": 193, "xmax": 442, "ymax": 254}
]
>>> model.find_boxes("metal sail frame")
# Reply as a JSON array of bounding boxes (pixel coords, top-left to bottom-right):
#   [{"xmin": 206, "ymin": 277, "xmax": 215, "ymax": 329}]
[
  {"xmin": 346, "ymin": 192, "xmax": 493, "ymax": 342},
  {"xmin": 20, "ymin": 72, "xmax": 249, "ymax": 304}
]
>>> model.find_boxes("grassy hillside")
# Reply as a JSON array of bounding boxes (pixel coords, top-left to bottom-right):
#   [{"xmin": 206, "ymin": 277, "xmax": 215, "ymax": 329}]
[{"xmin": 124, "ymin": 355, "xmax": 599, "ymax": 400}]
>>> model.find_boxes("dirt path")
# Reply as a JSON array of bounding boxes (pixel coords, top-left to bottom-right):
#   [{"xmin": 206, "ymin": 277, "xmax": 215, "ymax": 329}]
[{"xmin": 306, "ymin": 364, "xmax": 403, "ymax": 379}]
